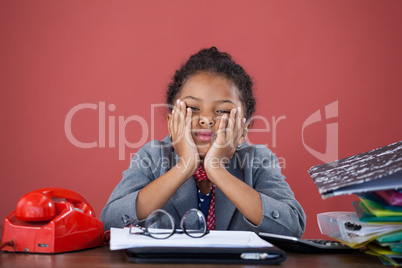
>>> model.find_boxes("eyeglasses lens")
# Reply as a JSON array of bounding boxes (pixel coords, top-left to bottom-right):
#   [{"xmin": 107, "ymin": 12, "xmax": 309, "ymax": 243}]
[
  {"xmin": 145, "ymin": 210, "xmax": 174, "ymax": 239},
  {"xmin": 182, "ymin": 209, "xmax": 206, "ymax": 238}
]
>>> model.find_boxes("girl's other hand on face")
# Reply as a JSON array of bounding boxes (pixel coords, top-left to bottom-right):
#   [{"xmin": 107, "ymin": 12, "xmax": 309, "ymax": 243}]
[
  {"xmin": 168, "ymin": 99, "xmax": 200, "ymax": 175},
  {"xmin": 204, "ymin": 106, "xmax": 245, "ymax": 173}
]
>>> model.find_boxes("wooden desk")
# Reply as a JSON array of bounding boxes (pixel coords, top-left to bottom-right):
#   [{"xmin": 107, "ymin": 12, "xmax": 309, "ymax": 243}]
[{"xmin": 0, "ymin": 245, "xmax": 384, "ymax": 267}]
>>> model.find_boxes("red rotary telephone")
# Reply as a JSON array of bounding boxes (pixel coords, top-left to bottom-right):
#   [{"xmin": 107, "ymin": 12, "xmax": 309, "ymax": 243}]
[{"xmin": 1, "ymin": 188, "xmax": 105, "ymax": 253}]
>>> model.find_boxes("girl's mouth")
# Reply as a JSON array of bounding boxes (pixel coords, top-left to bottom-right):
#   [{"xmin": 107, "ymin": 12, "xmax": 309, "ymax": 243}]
[{"xmin": 195, "ymin": 130, "xmax": 214, "ymax": 142}]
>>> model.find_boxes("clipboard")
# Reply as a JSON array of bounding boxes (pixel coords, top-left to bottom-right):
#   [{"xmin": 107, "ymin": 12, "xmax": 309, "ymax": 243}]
[{"xmin": 124, "ymin": 245, "xmax": 286, "ymax": 264}]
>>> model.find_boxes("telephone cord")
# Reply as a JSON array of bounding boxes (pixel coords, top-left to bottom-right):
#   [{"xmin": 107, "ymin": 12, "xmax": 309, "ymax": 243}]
[{"xmin": 0, "ymin": 240, "xmax": 16, "ymax": 251}]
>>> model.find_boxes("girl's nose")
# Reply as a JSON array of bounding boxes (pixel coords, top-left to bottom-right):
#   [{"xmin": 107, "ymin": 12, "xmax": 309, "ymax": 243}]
[{"xmin": 199, "ymin": 116, "xmax": 215, "ymax": 127}]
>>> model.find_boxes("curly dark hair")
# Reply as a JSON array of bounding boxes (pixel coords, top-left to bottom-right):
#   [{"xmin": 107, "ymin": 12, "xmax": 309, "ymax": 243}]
[{"xmin": 166, "ymin": 47, "xmax": 256, "ymax": 121}]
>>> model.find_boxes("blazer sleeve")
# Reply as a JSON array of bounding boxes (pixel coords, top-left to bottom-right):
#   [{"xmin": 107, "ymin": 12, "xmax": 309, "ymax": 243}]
[
  {"xmin": 100, "ymin": 141, "xmax": 163, "ymax": 231},
  {"xmin": 243, "ymin": 145, "xmax": 306, "ymax": 238}
]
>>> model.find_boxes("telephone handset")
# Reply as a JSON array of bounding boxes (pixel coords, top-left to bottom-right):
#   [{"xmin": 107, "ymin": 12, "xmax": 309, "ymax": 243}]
[
  {"xmin": 15, "ymin": 188, "xmax": 95, "ymax": 221},
  {"xmin": 1, "ymin": 188, "xmax": 105, "ymax": 253}
]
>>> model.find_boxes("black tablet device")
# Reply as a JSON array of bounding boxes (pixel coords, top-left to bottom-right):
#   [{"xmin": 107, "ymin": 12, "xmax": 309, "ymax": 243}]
[{"xmin": 258, "ymin": 232, "xmax": 356, "ymax": 254}]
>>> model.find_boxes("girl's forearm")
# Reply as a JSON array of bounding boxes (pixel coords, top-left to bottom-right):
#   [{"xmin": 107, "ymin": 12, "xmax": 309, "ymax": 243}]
[
  {"xmin": 206, "ymin": 167, "xmax": 263, "ymax": 225},
  {"xmin": 135, "ymin": 163, "xmax": 194, "ymax": 220}
]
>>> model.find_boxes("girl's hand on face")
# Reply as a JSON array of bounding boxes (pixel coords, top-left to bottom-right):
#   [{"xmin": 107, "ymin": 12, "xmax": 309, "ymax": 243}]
[
  {"xmin": 204, "ymin": 106, "xmax": 246, "ymax": 174},
  {"xmin": 168, "ymin": 99, "xmax": 200, "ymax": 176}
]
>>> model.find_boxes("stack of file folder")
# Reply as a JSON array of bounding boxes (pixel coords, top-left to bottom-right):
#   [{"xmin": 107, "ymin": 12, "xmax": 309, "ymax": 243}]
[{"xmin": 308, "ymin": 140, "xmax": 402, "ymax": 266}]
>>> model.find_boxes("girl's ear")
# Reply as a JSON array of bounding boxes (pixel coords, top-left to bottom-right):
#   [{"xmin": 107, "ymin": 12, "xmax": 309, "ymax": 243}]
[{"xmin": 166, "ymin": 112, "xmax": 172, "ymax": 123}]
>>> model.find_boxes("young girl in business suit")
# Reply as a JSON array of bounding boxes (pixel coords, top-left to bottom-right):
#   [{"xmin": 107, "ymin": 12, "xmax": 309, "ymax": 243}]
[{"xmin": 101, "ymin": 47, "xmax": 306, "ymax": 237}]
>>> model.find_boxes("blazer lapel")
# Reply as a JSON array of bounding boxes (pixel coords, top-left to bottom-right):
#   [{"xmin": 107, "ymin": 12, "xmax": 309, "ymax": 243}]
[
  {"xmin": 170, "ymin": 178, "xmax": 198, "ymax": 218},
  {"xmin": 215, "ymin": 156, "xmax": 243, "ymax": 230},
  {"xmin": 215, "ymin": 187, "xmax": 236, "ymax": 230}
]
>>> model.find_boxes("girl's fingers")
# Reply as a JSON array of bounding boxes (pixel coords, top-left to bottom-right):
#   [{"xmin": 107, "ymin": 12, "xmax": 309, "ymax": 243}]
[
  {"xmin": 177, "ymin": 100, "xmax": 184, "ymax": 131},
  {"xmin": 185, "ymin": 107, "xmax": 195, "ymax": 146},
  {"xmin": 172, "ymin": 100, "xmax": 187, "ymax": 134},
  {"xmin": 181, "ymin": 101, "xmax": 188, "ymax": 135},
  {"xmin": 235, "ymin": 106, "xmax": 242, "ymax": 144},
  {"xmin": 172, "ymin": 100, "xmax": 188, "ymax": 142},
  {"xmin": 227, "ymin": 108, "xmax": 236, "ymax": 145},
  {"xmin": 172, "ymin": 99, "xmax": 180, "ymax": 135},
  {"xmin": 185, "ymin": 107, "xmax": 192, "ymax": 130},
  {"xmin": 180, "ymin": 100, "xmax": 187, "ymax": 128},
  {"xmin": 217, "ymin": 113, "xmax": 228, "ymax": 142}
]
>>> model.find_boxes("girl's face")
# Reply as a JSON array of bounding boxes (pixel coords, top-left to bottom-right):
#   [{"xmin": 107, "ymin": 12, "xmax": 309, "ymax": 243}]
[{"xmin": 173, "ymin": 71, "xmax": 246, "ymax": 158}]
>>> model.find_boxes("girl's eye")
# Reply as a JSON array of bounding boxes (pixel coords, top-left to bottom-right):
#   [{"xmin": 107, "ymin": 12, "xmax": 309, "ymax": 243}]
[
  {"xmin": 217, "ymin": 110, "xmax": 230, "ymax": 114},
  {"xmin": 187, "ymin": 106, "xmax": 199, "ymax": 112}
]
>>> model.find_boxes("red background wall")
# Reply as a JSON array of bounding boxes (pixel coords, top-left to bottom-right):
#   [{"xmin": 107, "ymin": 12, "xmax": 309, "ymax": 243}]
[{"xmin": 1, "ymin": 0, "xmax": 401, "ymax": 239}]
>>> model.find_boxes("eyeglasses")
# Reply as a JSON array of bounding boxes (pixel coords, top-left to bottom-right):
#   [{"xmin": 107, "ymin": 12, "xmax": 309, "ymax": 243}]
[{"xmin": 129, "ymin": 208, "xmax": 209, "ymax": 239}]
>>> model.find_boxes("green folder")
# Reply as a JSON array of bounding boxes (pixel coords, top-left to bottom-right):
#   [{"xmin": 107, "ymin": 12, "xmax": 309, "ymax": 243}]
[{"xmin": 352, "ymin": 201, "xmax": 402, "ymax": 222}]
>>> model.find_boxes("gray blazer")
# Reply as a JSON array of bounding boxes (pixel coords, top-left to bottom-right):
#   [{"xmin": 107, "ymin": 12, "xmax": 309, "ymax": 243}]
[{"xmin": 100, "ymin": 136, "xmax": 306, "ymax": 237}]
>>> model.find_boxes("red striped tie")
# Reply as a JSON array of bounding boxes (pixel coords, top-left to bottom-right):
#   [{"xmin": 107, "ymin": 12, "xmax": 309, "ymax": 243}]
[{"xmin": 194, "ymin": 163, "xmax": 216, "ymax": 230}]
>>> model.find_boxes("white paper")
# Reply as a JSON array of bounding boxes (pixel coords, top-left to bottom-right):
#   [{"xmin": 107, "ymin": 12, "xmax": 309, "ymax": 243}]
[
  {"xmin": 317, "ymin": 211, "xmax": 402, "ymax": 244},
  {"xmin": 110, "ymin": 227, "xmax": 273, "ymax": 251}
]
